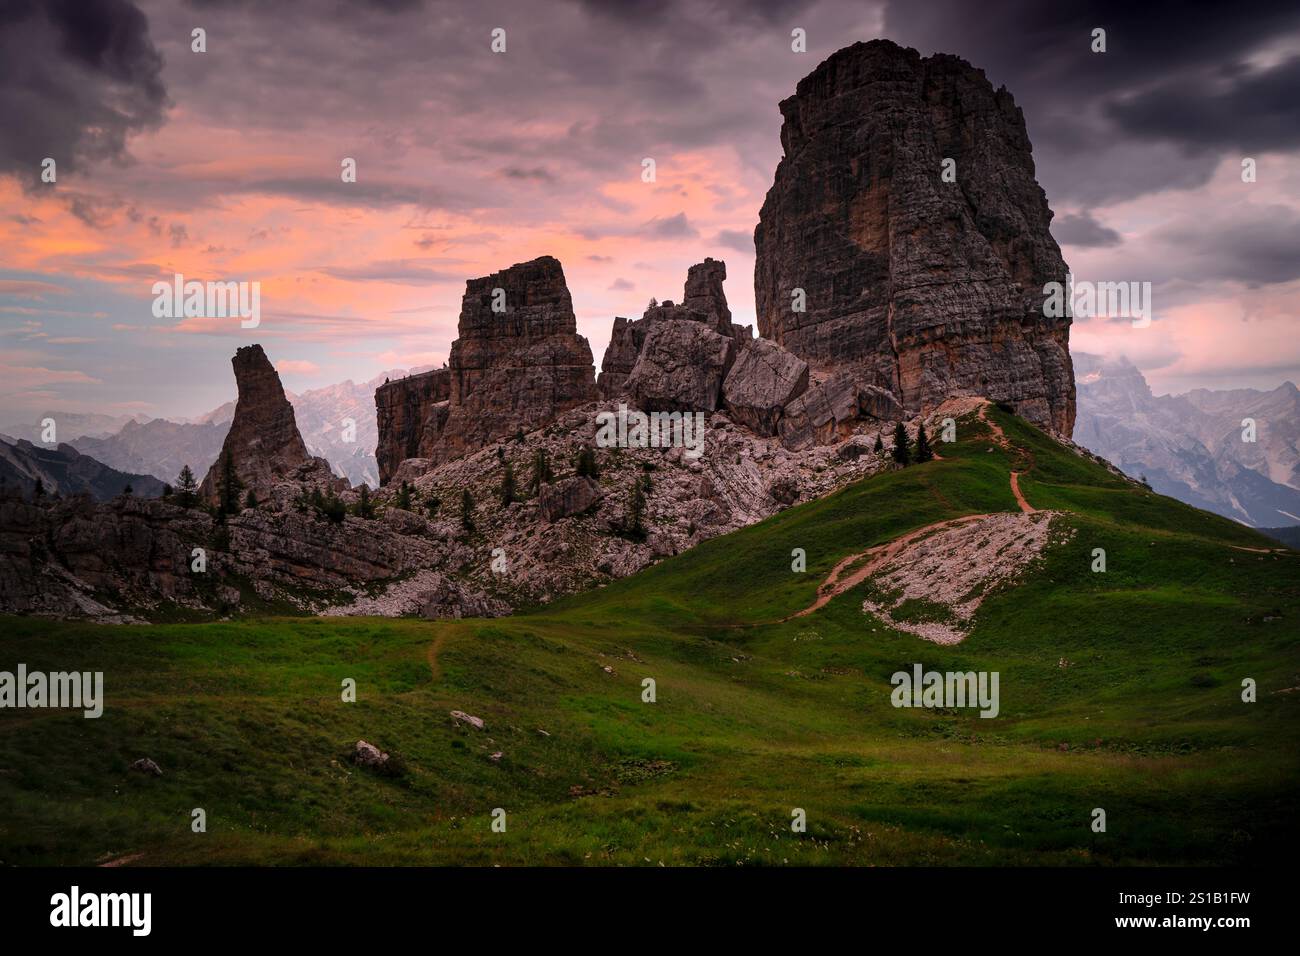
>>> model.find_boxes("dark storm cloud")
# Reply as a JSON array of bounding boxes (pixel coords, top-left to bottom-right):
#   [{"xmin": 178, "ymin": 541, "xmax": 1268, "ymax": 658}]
[
  {"xmin": 1108, "ymin": 56, "xmax": 1300, "ymax": 152},
  {"xmin": 882, "ymin": 0, "xmax": 1300, "ymax": 204},
  {"xmin": 1052, "ymin": 212, "xmax": 1121, "ymax": 249},
  {"xmin": 0, "ymin": 0, "xmax": 167, "ymax": 186}
]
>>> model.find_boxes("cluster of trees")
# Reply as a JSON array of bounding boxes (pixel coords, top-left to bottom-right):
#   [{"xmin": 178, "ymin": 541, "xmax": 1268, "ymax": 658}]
[
  {"xmin": 160, "ymin": 461, "xmax": 246, "ymax": 517},
  {"xmin": 886, "ymin": 422, "xmax": 934, "ymax": 467},
  {"xmin": 493, "ymin": 444, "xmax": 601, "ymax": 510},
  {"xmin": 153, "ymin": 438, "xmax": 642, "ymax": 541}
]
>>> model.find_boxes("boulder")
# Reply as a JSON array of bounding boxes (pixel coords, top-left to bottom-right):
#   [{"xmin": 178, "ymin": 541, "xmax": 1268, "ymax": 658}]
[
  {"xmin": 858, "ymin": 384, "xmax": 905, "ymax": 421},
  {"xmin": 450, "ymin": 710, "xmax": 485, "ymax": 730},
  {"xmin": 766, "ymin": 474, "xmax": 800, "ymax": 506},
  {"xmin": 538, "ymin": 475, "xmax": 602, "ymax": 522},
  {"xmin": 352, "ymin": 740, "xmax": 389, "ymax": 767},
  {"xmin": 777, "ymin": 374, "xmax": 861, "ymax": 451},
  {"xmin": 129, "ymin": 757, "xmax": 163, "ymax": 776},
  {"xmin": 625, "ymin": 320, "xmax": 736, "ymax": 413},
  {"xmin": 722, "ymin": 338, "xmax": 809, "ymax": 435}
]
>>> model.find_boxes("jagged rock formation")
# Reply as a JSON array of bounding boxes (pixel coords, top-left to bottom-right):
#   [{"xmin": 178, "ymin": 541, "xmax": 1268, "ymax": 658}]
[
  {"xmin": 433, "ymin": 257, "xmax": 597, "ymax": 464},
  {"xmin": 0, "ymin": 485, "xmax": 500, "ymax": 620},
  {"xmin": 598, "ymin": 259, "xmax": 751, "ymax": 400},
  {"xmin": 374, "ymin": 368, "xmax": 451, "ymax": 485},
  {"xmin": 597, "ymin": 259, "xmax": 913, "ymax": 447},
  {"xmin": 199, "ymin": 345, "xmax": 341, "ymax": 503},
  {"xmin": 754, "ymin": 39, "xmax": 1075, "ymax": 436},
  {"xmin": 597, "ymin": 316, "xmax": 642, "ymax": 398},
  {"xmin": 0, "ymin": 491, "xmax": 234, "ymax": 618},
  {"xmin": 681, "ymin": 258, "xmax": 735, "ymax": 336}
]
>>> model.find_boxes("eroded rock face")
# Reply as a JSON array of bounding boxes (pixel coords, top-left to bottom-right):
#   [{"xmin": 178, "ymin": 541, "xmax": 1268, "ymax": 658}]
[
  {"xmin": 625, "ymin": 320, "xmax": 736, "ymax": 413},
  {"xmin": 434, "ymin": 256, "xmax": 597, "ymax": 462},
  {"xmin": 597, "ymin": 316, "xmax": 641, "ymax": 398},
  {"xmin": 538, "ymin": 475, "xmax": 602, "ymax": 522},
  {"xmin": 722, "ymin": 338, "xmax": 810, "ymax": 436},
  {"xmin": 199, "ymin": 345, "xmax": 341, "ymax": 502},
  {"xmin": 754, "ymin": 39, "xmax": 1075, "ymax": 435},
  {"xmin": 374, "ymin": 369, "xmax": 450, "ymax": 485},
  {"xmin": 598, "ymin": 259, "xmax": 746, "ymax": 400},
  {"xmin": 682, "ymin": 257, "xmax": 734, "ymax": 336}
]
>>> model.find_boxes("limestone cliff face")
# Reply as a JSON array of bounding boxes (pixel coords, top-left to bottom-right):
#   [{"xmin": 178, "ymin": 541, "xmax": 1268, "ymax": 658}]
[
  {"xmin": 435, "ymin": 256, "xmax": 597, "ymax": 465},
  {"xmin": 199, "ymin": 344, "xmax": 340, "ymax": 502},
  {"xmin": 374, "ymin": 368, "xmax": 450, "ymax": 486},
  {"xmin": 754, "ymin": 39, "xmax": 1075, "ymax": 435}
]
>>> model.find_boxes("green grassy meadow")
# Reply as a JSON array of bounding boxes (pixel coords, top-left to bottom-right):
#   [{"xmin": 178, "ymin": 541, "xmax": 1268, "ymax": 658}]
[{"xmin": 2, "ymin": 407, "xmax": 1297, "ymax": 866}]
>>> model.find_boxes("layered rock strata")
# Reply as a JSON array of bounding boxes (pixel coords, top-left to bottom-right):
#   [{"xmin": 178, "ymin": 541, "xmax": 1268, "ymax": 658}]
[{"xmin": 753, "ymin": 39, "xmax": 1075, "ymax": 435}]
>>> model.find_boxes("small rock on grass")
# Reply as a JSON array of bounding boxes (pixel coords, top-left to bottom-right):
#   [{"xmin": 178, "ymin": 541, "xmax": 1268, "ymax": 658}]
[
  {"xmin": 450, "ymin": 710, "xmax": 485, "ymax": 730},
  {"xmin": 129, "ymin": 757, "xmax": 162, "ymax": 777}
]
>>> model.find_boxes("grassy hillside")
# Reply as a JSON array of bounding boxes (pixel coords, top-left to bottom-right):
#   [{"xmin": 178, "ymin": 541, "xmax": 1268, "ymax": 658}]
[{"xmin": 2, "ymin": 406, "xmax": 1297, "ymax": 866}]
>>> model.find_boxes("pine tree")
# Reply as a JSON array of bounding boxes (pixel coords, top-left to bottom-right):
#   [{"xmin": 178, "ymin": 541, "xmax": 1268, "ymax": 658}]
[
  {"xmin": 395, "ymin": 481, "xmax": 413, "ymax": 511},
  {"xmin": 218, "ymin": 452, "xmax": 244, "ymax": 515},
  {"xmin": 873, "ymin": 432, "xmax": 884, "ymax": 455},
  {"xmin": 425, "ymin": 494, "xmax": 440, "ymax": 518},
  {"xmin": 176, "ymin": 464, "xmax": 198, "ymax": 508},
  {"xmin": 244, "ymin": 489, "xmax": 258, "ymax": 509},
  {"xmin": 33, "ymin": 477, "xmax": 45, "ymax": 499},
  {"xmin": 626, "ymin": 477, "xmax": 646, "ymax": 539},
  {"xmin": 123, "ymin": 483, "xmax": 134, "ymax": 496},
  {"xmin": 460, "ymin": 488, "xmax": 476, "ymax": 532},
  {"xmin": 913, "ymin": 422, "xmax": 933, "ymax": 463},
  {"xmin": 891, "ymin": 422, "xmax": 911, "ymax": 466},
  {"xmin": 355, "ymin": 484, "xmax": 375, "ymax": 519},
  {"xmin": 501, "ymin": 460, "xmax": 517, "ymax": 505},
  {"xmin": 162, "ymin": 483, "xmax": 173, "ymax": 498},
  {"xmin": 528, "ymin": 448, "xmax": 553, "ymax": 494},
  {"xmin": 331, "ymin": 494, "xmax": 347, "ymax": 523}
]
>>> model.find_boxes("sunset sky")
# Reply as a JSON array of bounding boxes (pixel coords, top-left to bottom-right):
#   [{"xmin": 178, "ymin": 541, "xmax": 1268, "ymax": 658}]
[{"xmin": 3, "ymin": 0, "xmax": 1299, "ymax": 422}]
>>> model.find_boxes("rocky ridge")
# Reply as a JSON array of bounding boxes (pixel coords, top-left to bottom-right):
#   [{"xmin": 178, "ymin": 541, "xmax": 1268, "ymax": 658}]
[{"xmin": 0, "ymin": 39, "xmax": 1084, "ymax": 623}]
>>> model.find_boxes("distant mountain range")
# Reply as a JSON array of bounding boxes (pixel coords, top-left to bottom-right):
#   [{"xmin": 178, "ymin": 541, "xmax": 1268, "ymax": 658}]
[
  {"xmin": 3, "ymin": 368, "xmax": 428, "ymax": 490},
  {"xmin": 1073, "ymin": 353, "xmax": 1300, "ymax": 528},
  {"xmin": 9, "ymin": 354, "xmax": 1296, "ymax": 527},
  {"xmin": 0, "ymin": 436, "xmax": 166, "ymax": 500}
]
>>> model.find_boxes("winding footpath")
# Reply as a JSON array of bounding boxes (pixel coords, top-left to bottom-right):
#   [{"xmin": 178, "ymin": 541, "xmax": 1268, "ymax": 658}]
[{"xmin": 781, "ymin": 403, "xmax": 1035, "ymax": 623}]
